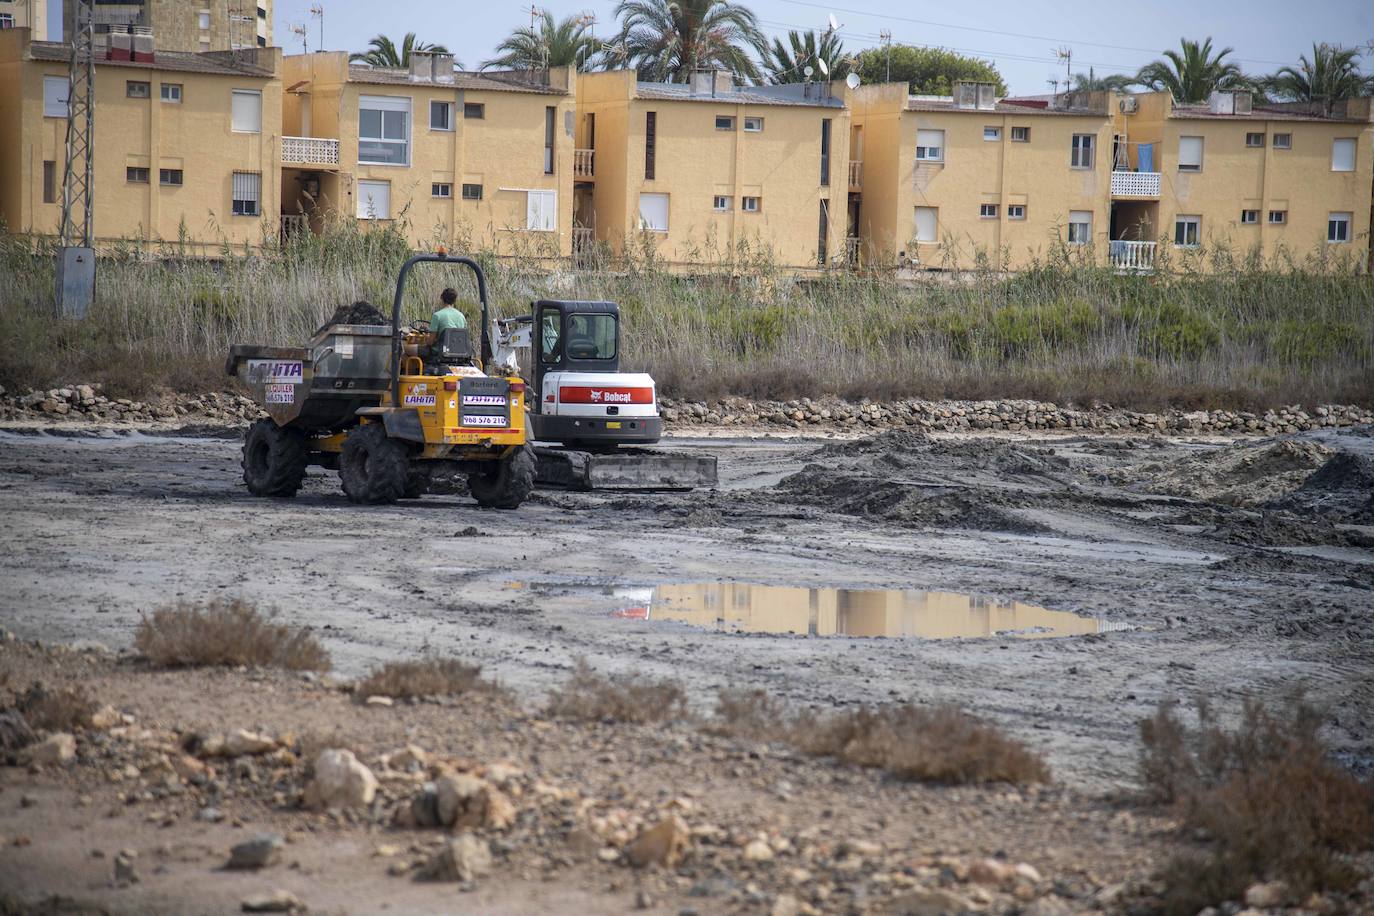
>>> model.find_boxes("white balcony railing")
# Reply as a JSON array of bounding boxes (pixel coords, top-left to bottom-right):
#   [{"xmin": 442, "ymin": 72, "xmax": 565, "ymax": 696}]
[
  {"xmin": 1111, "ymin": 170, "xmax": 1160, "ymax": 198},
  {"xmin": 282, "ymin": 136, "xmax": 340, "ymax": 166},
  {"xmin": 574, "ymin": 148, "xmax": 595, "ymax": 178},
  {"xmin": 848, "ymin": 160, "xmax": 862, "ymax": 189},
  {"xmin": 1110, "ymin": 240, "xmax": 1156, "ymax": 273}
]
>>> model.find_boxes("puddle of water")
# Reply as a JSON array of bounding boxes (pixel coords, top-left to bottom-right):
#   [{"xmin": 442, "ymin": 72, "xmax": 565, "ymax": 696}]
[{"xmin": 539, "ymin": 582, "xmax": 1127, "ymax": 640}]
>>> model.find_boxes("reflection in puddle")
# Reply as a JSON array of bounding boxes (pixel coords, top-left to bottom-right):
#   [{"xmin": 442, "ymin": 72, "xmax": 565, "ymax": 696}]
[{"xmin": 603, "ymin": 583, "xmax": 1127, "ymax": 640}]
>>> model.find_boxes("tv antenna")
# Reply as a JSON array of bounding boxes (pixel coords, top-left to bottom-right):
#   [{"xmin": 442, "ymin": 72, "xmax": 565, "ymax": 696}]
[
  {"xmin": 1054, "ymin": 46, "xmax": 1072, "ymax": 83},
  {"xmin": 289, "ymin": 22, "xmax": 308, "ymax": 53},
  {"xmin": 309, "ymin": 3, "xmax": 324, "ymax": 50},
  {"xmin": 878, "ymin": 29, "xmax": 892, "ymax": 82}
]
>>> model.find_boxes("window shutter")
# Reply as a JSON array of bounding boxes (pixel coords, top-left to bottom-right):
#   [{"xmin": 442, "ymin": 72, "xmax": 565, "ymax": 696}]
[
  {"xmin": 233, "ymin": 172, "xmax": 260, "ymax": 203},
  {"xmin": 914, "ymin": 207, "xmax": 937, "ymax": 242},
  {"xmin": 1332, "ymin": 138, "xmax": 1356, "ymax": 172},
  {"xmin": 44, "ymin": 77, "xmax": 69, "ymax": 117},
  {"xmin": 231, "ymin": 90, "xmax": 261, "ymax": 132},
  {"xmin": 916, "ymin": 129, "xmax": 943, "ymax": 158},
  {"xmin": 1178, "ymin": 136, "xmax": 1203, "ymax": 169},
  {"xmin": 526, "ymin": 190, "xmax": 556, "ymax": 231},
  {"xmin": 356, "ymin": 180, "xmax": 390, "ymax": 219},
  {"xmin": 638, "ymin": 193, "xmax": 669, "ymax": 232}
]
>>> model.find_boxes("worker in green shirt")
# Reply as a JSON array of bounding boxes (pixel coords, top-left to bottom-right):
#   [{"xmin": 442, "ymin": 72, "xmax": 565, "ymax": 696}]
[{"xmin": 429, "ymin": 288, "xmax": 468, "ymax": 334}]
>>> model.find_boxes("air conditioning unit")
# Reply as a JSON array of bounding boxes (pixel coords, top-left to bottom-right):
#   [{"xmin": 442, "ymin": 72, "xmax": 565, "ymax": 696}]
[
  {"xmin": 1233, "ymin": 91, "xmax": 1253, "ymax": 115},
  {"xmin": 1119, "ymin": 96, "xmax": 1139, "ymax": 114}
]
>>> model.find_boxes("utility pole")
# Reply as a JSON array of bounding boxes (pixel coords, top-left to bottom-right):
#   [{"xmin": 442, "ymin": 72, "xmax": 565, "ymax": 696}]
[
  {"xmin": 879, "ymin": 29, "xmax": 891, "ymax": 83},
  {"xmin": 56, "ymin": 0, "xmax": 95, "ymax": 318},
  {"xmin": 1055, "ymin": 46, "xmax": 1072, "ymax": 88}
]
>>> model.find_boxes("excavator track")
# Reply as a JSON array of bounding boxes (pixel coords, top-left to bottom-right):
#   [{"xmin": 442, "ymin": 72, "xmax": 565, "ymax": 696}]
[{"xmin": 533, "ymin": 447, "xmax": 717, "ymax": 491}]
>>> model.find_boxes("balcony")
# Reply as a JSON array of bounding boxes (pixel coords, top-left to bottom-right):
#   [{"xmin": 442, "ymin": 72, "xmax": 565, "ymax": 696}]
[
  {"xmin": 848, "ymin": 160, "xmax": 862, "ymax": 190},
  {"xmin": 574, "ymin": 149, "xmax": 595, "ymax": 179},
  {"xmin": 1109, "ymin": 240, "xmax": 1156, "ymax": 273},
  {"xmin": 1111, "ymin": 170, "xmax": 1160, "ymax": 198},
  {"xmin": 282, "ymin": 136, "xmax": 340, "ymax": 167}
]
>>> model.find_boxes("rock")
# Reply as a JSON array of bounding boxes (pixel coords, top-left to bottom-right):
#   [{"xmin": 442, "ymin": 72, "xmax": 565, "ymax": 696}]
[
  {"xmin": 887, "ymin": 888, "xmax": 972, "ymax": 916},
  {"xmin": 434, "ymin": 773, "xmax": 514, "ymax": 830},
  {"xmin": 226, "ymin": 833, "xmax": 284, "ymax": 870},
  {"xmin": 1014, "ymin": 863, "xmax": 1043, "ymax": 883},
  {"xmin": 967, "ymin": 858, "xmax": 1014, "ymax": 886},
  {"xmin": 241, "ymin": 890, "xmax": 306, "ymax": 912},
  {"xmin": 415, "ymin": 834, "xmax": 492, "ymax": 883},
  {"xmin": 198, "ymin": 807, "xmax": 225, "ymax": 823},
  {"xmin": 772, "ymin": 895, "xmax": 802, "ymax": 916},
  {"xmin": 225, "ymin": 729, "xmax": 277, "ymax": 756},
  {"xmin": 1022, "ymin": 896, "xmax": 1073, "ymax": 916},
  {"xmin": 25, "ymin": 732, "xmax": 76, "ymax": 766},
  {"xmin": 113, "ymin": 849, "xmax": 138, "ymax": 884},
  {"xmin": 742, "ymin": 839, "xmax": 774, "ymax": 862},
  {"xmin": 0, "ymin": 710, "xmax": 35, "ymax": 754},
  {"xmin": 625, "ymin": 815, "xmax": 690, "ymax": 869},
  {"xmin": 1244, "ymin": 881, "xmax": 1288, "ymax": 909},
  {"xmin": 386, "ymin": 744, "xmax": 427, "ymax": 771},
  {"xmin": 364, "ymin": 695, "xmax": 394, "ymax": 707},
  {"xmin": 19, "ymin": 795, "xmax": 37, "ymax": 808},
  {"xmin": 564, "ymin": 827, "xmax": 602, "ymax": 857},
  {"xmin": 302, "ymin": 749, "xmax": 377, "ymax": 811},
  {"xmin": 90, "ymin": 705, "xmax": 122, "ymax": 730}
]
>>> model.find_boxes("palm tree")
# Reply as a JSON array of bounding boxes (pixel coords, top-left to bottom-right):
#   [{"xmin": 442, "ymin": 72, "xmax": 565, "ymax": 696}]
[
  {"xmin": 1071, "ymin": 67, "xmax": 1134, "ymax": 93},
  {"xmin": 482, "ymin": 11, "xmax": 599, "ymax": 71},
  {"xmin": 765, "ymin": 29, "xmax": 846, "ymax": 84},
  {"xmin": 1266, "ymin": 43, "xmax": 1366, "ymax": 115},
  {"xmin": 611, "ymin": 0, "xmax": 767, "ymax": 84},
  {"xmin": 1134, "ymin": 37, "xmax": 1245, "ymax": 103},
  {"xmin": 350, "ymin": 33, "xmax": 455, "ymax": 69}
]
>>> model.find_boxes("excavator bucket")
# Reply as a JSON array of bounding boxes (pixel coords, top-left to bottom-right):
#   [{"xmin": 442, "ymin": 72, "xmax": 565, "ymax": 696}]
[{"xmin": 533, "ymin": 447, "xmax": 718, "ymax": 491}]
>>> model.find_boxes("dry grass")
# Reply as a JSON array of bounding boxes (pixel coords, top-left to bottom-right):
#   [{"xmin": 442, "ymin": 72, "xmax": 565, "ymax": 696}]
[
  {"xmin": 133, "ymin": 599, "xmax": 331, "ymax": 672},
  {"xmin": 1140, "ymin": 697, "xmax": 1374, "ymax": 914},
  {"xmin": 545, "ymin": 658, "xmax": 689, "ymax": 725},
  {"xmin": 15, "ymin": 682, "xmax": 98, "ymax": 732},
  {"xmin": 355, "ymin": 657, "xmax": 486, "ymax": 700}
]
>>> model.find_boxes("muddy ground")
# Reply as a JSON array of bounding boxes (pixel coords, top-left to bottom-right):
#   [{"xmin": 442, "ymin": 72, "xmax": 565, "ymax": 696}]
[{"xmin": 0, "ymin": 420, "xmax": 1372, "ymax": 912}]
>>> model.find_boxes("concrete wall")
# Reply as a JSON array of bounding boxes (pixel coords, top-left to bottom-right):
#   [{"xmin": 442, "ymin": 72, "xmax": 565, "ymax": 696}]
[{"xmin": 62, "ymin": 0, "xmax": 271, "ymax": 50}]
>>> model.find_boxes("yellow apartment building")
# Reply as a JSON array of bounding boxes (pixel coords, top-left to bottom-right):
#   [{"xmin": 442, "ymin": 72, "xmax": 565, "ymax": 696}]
[
  {"xmin": 1110, "ymin": 89, "xmax": 1374, "ymax": 270},
  {"xmin": 279, "ymin": 51, "xmax": 575, "ymax": 256},
  {"xmin": 62, "ymin": 0, "xmax": 273, "ymax": 51},
  {"xmin": 0, "ymin": 0, "xmax": 46, "ymax": 37},
  {"xmin": 851, "ymin": 81, "xmax": 1118, "ymax": 271},
  {"xmin": 0, "ymin": 27, "xmax": 281, "ymax": 247},
  {"xmin": 574, "ymin": 69, "xmax": 852, "ymax": 269}
]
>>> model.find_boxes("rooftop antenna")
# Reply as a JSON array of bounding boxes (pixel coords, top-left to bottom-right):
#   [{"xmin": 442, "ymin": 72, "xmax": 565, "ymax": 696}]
[
  {"xmin": 575, "ymin": 12, "xmax": 596, "ymax": 71},
  {"xmin": 309, "ymin": 3, "xmax": 324, "ymax": 51},
  {"xmin": 878, "ymin": 29, "xmax": 892, "ymax": 83},
  {"xmin": 826, "ymin": 13, "xmax": 841, "ymax": 34},
  {"xmin": 56, "ymin": 0, "xmax": 95, "ymax": 318},
  {"xmin": 289, "ymin": 22, "xmax": 308, "ymax": 53},
  {"xmin": 1054, "ymin": 46, "xmax": 1072, "ymax": 85}
]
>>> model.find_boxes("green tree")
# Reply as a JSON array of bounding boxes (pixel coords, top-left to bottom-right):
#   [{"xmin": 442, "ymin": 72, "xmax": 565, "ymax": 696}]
[
  {"xmin": 349, "ymin": 33, "xmax": 454, "ymax": 69},
  {"xmin": 482, "ymin": 11, "xmax": 599, "ymax": 71},
  {"xmin": 1071, "ymin": 67, "xmax": 1134, "ymax": 92},
  {"xmin": 1134, "ymin": 37, "xmax": 1245, "ymax": 103},
  {"xmin": 1265, "ymin": 43, "xmax": 1367, "ymax": 115},
  {"xmin": 850, "ymin": 45, "xmax": 1006, "ymax": 95},
  {"xmin": 765, "ymin": 29, "xmax": 847, "ymax": 84},
  {"xmin": 610, "ymin": 0, "xmax": 767, "ymax": 84}
]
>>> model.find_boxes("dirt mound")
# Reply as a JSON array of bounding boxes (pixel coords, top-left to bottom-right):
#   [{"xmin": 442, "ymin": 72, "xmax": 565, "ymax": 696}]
[
  {"xmin": 1268, "ymin": 452, "xmax": 1374, "ymax": 521},
  {"xmin": 814, "ymin": 429, "xmax": 928, "ymax": 457},
  {"xmin": 315, "ymin": 300, "xmax": 387, "ymax": 333},
  {"xmin": 1135, "ymin": 440, "xmax": 1332, "ymax": 507}
]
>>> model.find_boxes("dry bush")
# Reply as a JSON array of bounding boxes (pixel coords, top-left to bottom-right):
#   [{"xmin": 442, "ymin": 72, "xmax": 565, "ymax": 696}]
[
  {"xmin": 705, "ymin": 687, "xmax": 790, "ymax": 739},
  {"xmin": 1140, "ymin": 697, "xmax": 1374, "ymax": 915},
  {"xmin": 792, "ymin": 703, "xmax": 1050, "ymax": 785},
  {"xmin": 355, "ymin": 657, "xmax": 485, "ymax": 700},
  {"xmin": 545, "ymin": 658, "xmax": 688, "ymax": 725},
  {"xmin": 134, "ymin": 599, "xmax": 331, "ymax": 672},
  {"xmin": 16, "ymin": 682, "xmax": 97, "ymax": 732}
]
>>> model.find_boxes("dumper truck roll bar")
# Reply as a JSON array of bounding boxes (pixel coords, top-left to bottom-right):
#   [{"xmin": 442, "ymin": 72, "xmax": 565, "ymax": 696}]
[{"xmin": 389, "ymin": 252, "xmax": 491, "ymax": 408}]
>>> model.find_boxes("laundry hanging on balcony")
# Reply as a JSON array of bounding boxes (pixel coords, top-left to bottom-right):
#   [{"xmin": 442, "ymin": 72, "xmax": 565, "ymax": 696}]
[{"xmin": 1137, "ymin": 143, "xmax": 1154, "ymax": 173}]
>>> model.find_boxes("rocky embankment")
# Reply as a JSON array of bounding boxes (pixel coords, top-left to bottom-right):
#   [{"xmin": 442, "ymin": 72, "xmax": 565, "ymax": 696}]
[{"xmin": 0, "ymin": 384, "xmax": 261, "ymax": 424}]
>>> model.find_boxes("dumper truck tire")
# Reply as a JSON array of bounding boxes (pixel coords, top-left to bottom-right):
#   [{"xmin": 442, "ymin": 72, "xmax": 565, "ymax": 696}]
[
  {"xmin": 241, "ymin": 418, "xmax": 309, "ymax": 497},
  {"xmin": 467, "ymin": 444, "xmax": 536, "ymax": 509},
  {"xmin": 339, "ymin": 422, "xmax": 409, "ymax": 505}
]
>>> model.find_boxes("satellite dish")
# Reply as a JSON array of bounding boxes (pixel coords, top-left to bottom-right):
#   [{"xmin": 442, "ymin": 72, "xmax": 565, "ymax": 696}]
[
  {"xmin": 828, "ymin": 13, "xmax": 840, "ymax": 32},
  {"xmin": 804, "ymin": 65, "xmax": 814, "ymax": 78},
  {"xmin": 845, "ymin": 72, "xmax": 861, "ymax": 90},
  {"xmin": 817, "ymin": 57, "xmax": 829, "ymax": 76}
]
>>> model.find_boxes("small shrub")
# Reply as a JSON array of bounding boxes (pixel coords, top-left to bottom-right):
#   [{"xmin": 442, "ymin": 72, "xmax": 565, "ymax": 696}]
[
  {"xmin": 16, "ymin": 682, "xmax": 97, "ymax": 732},
  {"xmin": 545, "ymin": 658, "xmax": 688, "ymax": 725},
  {"xmin": 355, "ymin": 657, "xmax": 484, "ymax": 700},
  {"xmin": 706, "ymin": 687, "xmax": 790, "ymax": 739},
  {"xmin": 1140, "ymin": 697, "xmax": 1374, "ymax": 915},
  {"xmin": 134, "ymin": 599, "xmax": 331, "ymax": 671}
]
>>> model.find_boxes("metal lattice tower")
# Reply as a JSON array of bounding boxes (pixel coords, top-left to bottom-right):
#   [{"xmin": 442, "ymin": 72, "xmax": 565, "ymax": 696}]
[{"xmin": 58, "ymin": 0, "xmax": 95, "ymax": 250}]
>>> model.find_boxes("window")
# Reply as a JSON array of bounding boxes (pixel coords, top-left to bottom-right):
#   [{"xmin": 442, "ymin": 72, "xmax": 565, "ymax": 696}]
[
  {"xmin": 231, "ymin": 89, "xmax": 262, "ymax": 133},
  {"xmin": 126, "ymin": 81, "xmax": 150, "ymax": 99},
  {"xmin": 357, "ymin": 180, "xmax": 391, "ymax": 219},
  {"xmin": 715, "ymin": 115, "xmax": 734, "ymax": 130},
  {"xmin": 432, "ymin": 182, "xmax": 452, "ymax": 198},
  {"xmin": 1268, "ymin": 210, "xmax": 1287, "ymax": 225},
  {"xmin": 914, "ymin": 206, "xmax": 937, "ymax": 242},
  {"xmin": 159, "ymin": 168, "xmax": 183, "ymax": 186},
  {"xmin": 644, "ymin": 111, "xmax": 657, "ymax": 180},
  {"xmin": 1067, "ymin": 210, "xmax": 1092, "ymax": 244},
  {"xmin": 1240, "ymin": 209, "xmax": 1259, "ymax": 224},
  {"xmin": 1245, "ymin": 132, "xmax": 1264, "ymax": 148},
  {"xmin": 43, "ymin": 77, "xmax": 68, "ymax": 118},
  {"xmin": 544, "ymin": 106, "xmax": 555, "ymax": 175},
  {"xmin": 358, "ymin": 95, "xmax": 409, "ymax": 165},
  {"xmin": 817, "ymin": 199, "xmax": 829, "ymax": 266},
  {"xmin": 527, "ymin": 189, "xmax": 556, "ymax": 231},
  {"xmin": 198, "ymin": 11, "xmax": 210, "ymax": 29},
  {"xmin": 1272, "ymin": 133, "xmax": 1291, "ymax": 149},
  {"xmin": 741, "ymin": 196, "xmax": 761, "ymax": 213},
  {"xmin": 1071, "ymin": 134, "xmax": 1095, "ymax": 169},
  {"xmin": 1011, "ymin": 126, "xmax": 1030, "ymax": 142},
  {"xmin": 461, "ymin": 183, "xmax": 482, "ymax": 200},
  {"xmin": 231, "ymin": 172, "xmax": 260, "ymax": 216},
  {"xmin": 1178, "ymin": 136, "xmax": 1203, "ymax": 172},
  {"xmin": 712, "ymin": 195, "xmax": 731, "ymax": 211},
  {"xmin": 564, "ymin": 313, "xmax": 617, "ymax": 361},
  {"xmin": 983, "ymin": 126, "xmax": 1000, "ymax": 141},
  {"xmin": 1174, "ymin": 215, "xmax": 1200, "ymax": 247},
  {"xmin": 0, "ymin": 13, "xmax": 13, "ymax": 27},
  {"xmin": 1008, "ymin": 204, "xmax": 1025, "ymax": 220},
  {"xmin": 1332, "ymin": 138, "xmax": 1356, "ymax": 172},
  {"xmin": 126, "ymin": 166, "xmax": 149, "ymax": 183},
  {"xmin": 160, "ymin": 83, "xmax": 182, "ymax": 103},
  {"xmin": 42, "ymin": 161, "xmax": 56, "ymax": 204},
  {"xmin": 915, "ymin": 129, "xmax": 944, "ymax": 162},
  {"xmin": 430, "ymin": 100, "xmax": 452, "ymax": 131},
  {"xmin": 1328, "ymin": 212, "xmax": 1351, "ymax": 243},
  {"xmin": 820, "ymin": 118, "xmax": 832, "ymax": 186},
  {"xmin": 744, "ymin": 116, "xmax": 763, "ymax": 132},
  {"xmin": 463, "ymin": 102, "xmax": 484, "ymax": 119},
  {"xmin": 979, "ymin": 203, "xmax": 998, "ymax": 218},
  {"xmin": 638, "ymin": 192, "xmax": 669, "ymax": 231}
]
